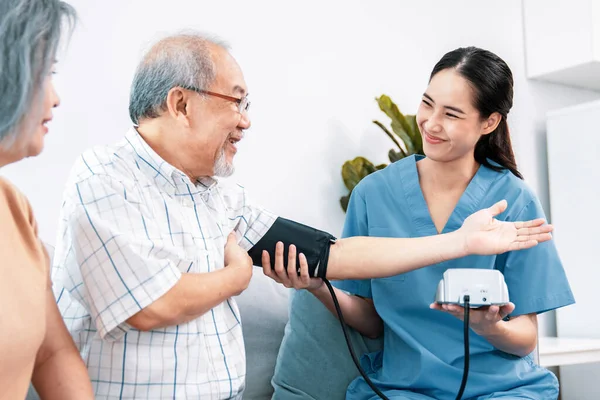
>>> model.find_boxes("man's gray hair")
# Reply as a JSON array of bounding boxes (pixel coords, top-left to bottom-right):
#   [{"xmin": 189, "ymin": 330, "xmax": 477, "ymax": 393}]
[
  {"xmin": 129, "ymin": 32, "xmax": 230, "ymax": 125},
  {"xmin": 0, "ymin": 0, "xmax": 75, "ymax": 146}
]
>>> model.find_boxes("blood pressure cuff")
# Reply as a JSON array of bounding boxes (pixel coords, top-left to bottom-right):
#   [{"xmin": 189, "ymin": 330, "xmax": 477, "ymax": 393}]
[{"xmin": 247, "ymin": 217, "xmax": 336, "ymax": 279}]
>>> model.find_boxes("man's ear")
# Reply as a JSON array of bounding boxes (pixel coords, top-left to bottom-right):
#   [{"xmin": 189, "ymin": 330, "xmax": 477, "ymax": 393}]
[
  {"xmin": 165, "ymin": 87, "xmax": 191, "ymax": 126},
  {"xmin": 481, "ymin": 112, "xmax": 502, "ymax": 135}
]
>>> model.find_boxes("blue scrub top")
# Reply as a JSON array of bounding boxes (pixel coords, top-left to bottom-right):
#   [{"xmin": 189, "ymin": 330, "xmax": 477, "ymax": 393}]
[{"xmin": 335, "ymin": 155, "xmax": 574, "ymax": 400}]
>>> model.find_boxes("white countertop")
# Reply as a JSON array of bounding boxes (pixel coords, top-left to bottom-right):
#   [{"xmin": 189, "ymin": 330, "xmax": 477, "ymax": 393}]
[{"xmin": 538, "ymin": 337, "xmax": 600, "ymax": 367}]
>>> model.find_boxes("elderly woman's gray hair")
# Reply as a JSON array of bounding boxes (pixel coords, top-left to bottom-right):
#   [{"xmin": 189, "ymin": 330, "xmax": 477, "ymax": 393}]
[
  {"xmin": 129, "ymin": 33, "xmax": 229, "ymax": 125},
  {"xmin": 0, "ymin": 0, "xmax": 75, "ymax": 146}
]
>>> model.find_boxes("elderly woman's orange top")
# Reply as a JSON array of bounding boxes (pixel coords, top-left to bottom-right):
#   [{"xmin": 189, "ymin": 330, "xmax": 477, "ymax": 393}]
[{"xmin": 0, "ymin": 177, "xmax": 49, "ymax": 399}]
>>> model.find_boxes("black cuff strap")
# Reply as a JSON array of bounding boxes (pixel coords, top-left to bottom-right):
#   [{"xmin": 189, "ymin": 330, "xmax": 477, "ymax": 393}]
[{"xmin": 247, "ymin": 217, "xmax": 336, "ymax": 279}]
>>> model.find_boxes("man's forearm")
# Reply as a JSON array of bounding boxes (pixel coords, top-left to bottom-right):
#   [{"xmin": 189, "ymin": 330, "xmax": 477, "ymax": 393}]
[
  {"xmin": 326, "ymin": 232, "xmax": 467, "ymax": 280},
  {"xmin": 174, "ymin": 268, "xmax": 244, "ymax": 322},
  {"xmin": 127, "ymin": 266, "xmax": 245, "ymax": 331},
  {"xmin": 32, "ymin": 290, "xmax": 94, "ymax": 400}
]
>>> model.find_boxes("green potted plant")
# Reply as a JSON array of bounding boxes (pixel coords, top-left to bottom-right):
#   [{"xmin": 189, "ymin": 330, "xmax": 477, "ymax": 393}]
[{"xmin": 340, "ymin": 95, "xmax": 425, "ymax": 212}]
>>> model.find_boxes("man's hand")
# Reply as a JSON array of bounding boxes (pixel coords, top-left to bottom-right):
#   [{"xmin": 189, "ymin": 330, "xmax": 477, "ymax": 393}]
[
  {"xmin": 127, "ymin": 232, "xmax": 254, "ymax": 331},
  {"xmin": 262, "ymin": 242, "xmax": 324, "ymax": 291},
  {"xmin": 224, "ymin": 232, "xmax": 253, "ymax": 295},
  {"xmin": 459, "ymin": 200, "xmax": 553, "ymax": 255}
]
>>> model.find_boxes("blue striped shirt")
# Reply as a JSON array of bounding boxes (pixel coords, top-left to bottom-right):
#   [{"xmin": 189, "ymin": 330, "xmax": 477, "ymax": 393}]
[{"xmin": 51, "ymin": 128, "xmax": 276, "ymax": 399}]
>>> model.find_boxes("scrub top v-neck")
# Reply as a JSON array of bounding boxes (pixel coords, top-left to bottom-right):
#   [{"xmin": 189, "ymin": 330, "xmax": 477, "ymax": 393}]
[{"xmin": 335, "ymin": 155, "xmax": 574, "ymax": 400}]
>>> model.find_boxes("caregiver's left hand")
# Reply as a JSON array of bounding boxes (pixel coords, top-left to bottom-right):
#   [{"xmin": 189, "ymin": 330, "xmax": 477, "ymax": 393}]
[{"xmin": 430, "ymin": 302, "xmax": 516, "ymax": 335}]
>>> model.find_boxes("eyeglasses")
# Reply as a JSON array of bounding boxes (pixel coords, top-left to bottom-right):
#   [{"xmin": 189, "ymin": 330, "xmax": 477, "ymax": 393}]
[{"xmin": 186, "ymin": 87, "xmax": 250, "ymax": 114}]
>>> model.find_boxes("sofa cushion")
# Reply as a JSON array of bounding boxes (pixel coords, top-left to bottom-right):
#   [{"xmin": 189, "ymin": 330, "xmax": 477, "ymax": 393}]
[
  {"xmin": 271, "ymin": 288, "xmax": 383, "ymax": 400},
  {"xmin": 236, "ymin": 269, "xmax": 291, "ymax": 399}
]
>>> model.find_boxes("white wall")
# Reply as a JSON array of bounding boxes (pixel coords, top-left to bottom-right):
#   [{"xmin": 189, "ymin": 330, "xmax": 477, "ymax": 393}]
[
  {"xmin": 3, "ymin": 0, "xmax": 600, "ymax": 336},
  {"xmin": 546, "ymin": 101, "xmax": 600, "ymax": 400}
]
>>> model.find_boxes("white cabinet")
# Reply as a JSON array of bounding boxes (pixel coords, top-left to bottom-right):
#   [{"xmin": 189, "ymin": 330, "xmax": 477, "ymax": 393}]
[
  {"xmin": 547, "ymin": 100, "xmax": 600, "ymax": 400},
  {"xmin": 523, "ymin": 0, "xmax": 600, "ymax": 90}
]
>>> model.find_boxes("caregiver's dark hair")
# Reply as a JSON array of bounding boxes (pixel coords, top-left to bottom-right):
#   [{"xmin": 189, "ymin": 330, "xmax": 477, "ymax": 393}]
[{"xmin": 430, "ymin": 47, "xmax": 523, "ymax": 179}]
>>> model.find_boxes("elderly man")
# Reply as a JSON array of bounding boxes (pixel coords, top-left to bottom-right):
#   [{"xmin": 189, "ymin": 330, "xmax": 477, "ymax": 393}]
[{"xmin": 51, "ymin": 32, "xmax": 553, "ymax": 399}]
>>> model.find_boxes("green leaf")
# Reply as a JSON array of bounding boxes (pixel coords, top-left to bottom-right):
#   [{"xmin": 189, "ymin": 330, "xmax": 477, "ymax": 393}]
[
  {"xmin": 390, "ymin": 121, "xmax": 413, "ymax": 154},
  {"xmin": 340, "ymin": 95, "xmax": 426, "ymax": 213},
  {"xmin": 373, "ymin": 120, "xmax": 405, "ymax": 156},
  {"xmin": 376, "ymin": 95, "xmax": 415, "ymax": 154},
  {"xmin": 405, "ymin": 114, "xmax": 423, "ymax": 154},
  {"xmin": 341, "ymin": 156, "xmax": 377, "ymax": 191},
  {"xmin": 388, "ymin": 149, "xmax": 406, "ymax": 163},
  {"xmin": 340, "ymin": 193, "xmax": 351, "ymax": 212}
]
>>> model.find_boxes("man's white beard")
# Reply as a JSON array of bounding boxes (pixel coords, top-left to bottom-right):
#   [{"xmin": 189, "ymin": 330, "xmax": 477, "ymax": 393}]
[{"xmin": 213, "ymin": 145, "xmax": 234, "ymax": 177}]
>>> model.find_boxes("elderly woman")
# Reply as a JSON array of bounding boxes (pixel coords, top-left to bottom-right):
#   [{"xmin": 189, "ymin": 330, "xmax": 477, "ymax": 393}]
[{"xmin": 0, "ymin": 0, "xmax": 93, "ymax": 399}]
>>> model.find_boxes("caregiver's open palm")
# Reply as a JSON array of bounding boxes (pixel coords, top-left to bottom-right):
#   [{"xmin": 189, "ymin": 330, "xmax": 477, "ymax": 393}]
[{"xmin": 459, "ymin": 200, "xmax": 553, "ymax": 255}]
